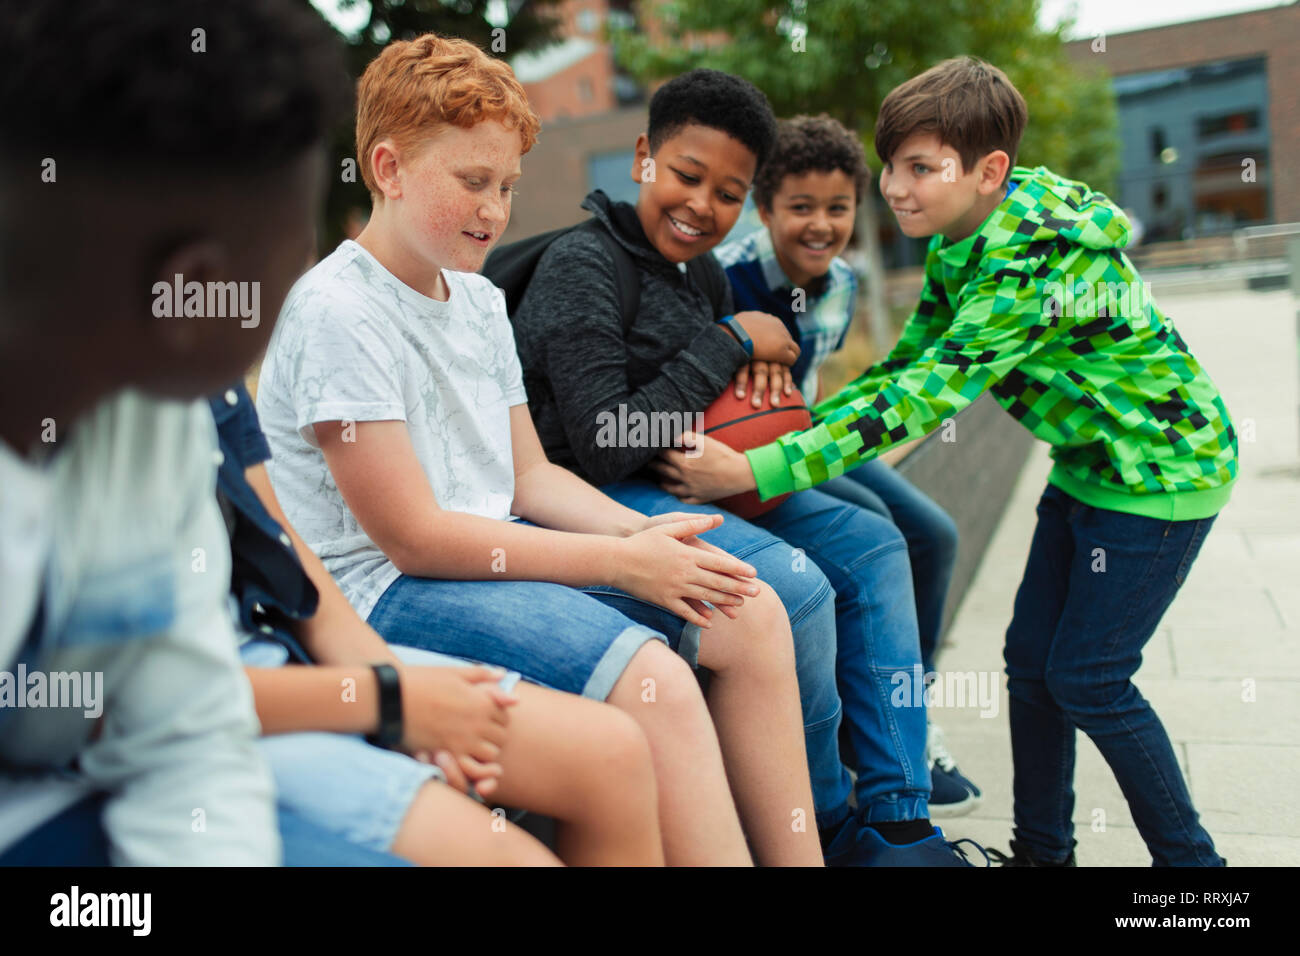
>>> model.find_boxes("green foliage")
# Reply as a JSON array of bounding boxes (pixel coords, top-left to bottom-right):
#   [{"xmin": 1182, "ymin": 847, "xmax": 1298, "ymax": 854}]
[
  {"xmin": 614, "ymin": 0, "xmax": 1118, "ymax": 193},
  {"xmin": 311, "ymin": 0, "xmax": 564, "ymax": 251}
]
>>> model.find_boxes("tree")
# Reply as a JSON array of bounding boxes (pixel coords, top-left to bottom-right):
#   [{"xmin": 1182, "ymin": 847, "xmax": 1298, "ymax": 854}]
[
  {"xmin": 613, "ymin": 0, "xmax": 1119, "ymax": 346},
  {"xmin": 313, "ymin": 0, "xmax": 564, "ymax": 250}
]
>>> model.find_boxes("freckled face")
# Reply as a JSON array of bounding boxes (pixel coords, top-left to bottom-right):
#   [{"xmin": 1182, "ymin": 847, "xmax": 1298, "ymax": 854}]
[
  {"xmin": 759, "ymin": 169, "xmax": 857, "ymax": 288},
  {"xmin": 631, "ymin": 123, "xmax": 757, "ymax": 264},
  {"xmin": 878, "ymin": 131, "xmax": 985, "ymax": 240},
  {"xmin": 392, "ymin": 119, "xmax": 522, "ymax": 276}
]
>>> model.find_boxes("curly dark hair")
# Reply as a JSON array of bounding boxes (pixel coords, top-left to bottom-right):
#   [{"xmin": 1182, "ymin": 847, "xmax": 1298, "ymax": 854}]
[
  {"xmin": 753, "ymin": 114, "xmax": 870, "ymax": 211},
  {"xmin": 647, "ymin": 68, "xmax": 777, "ymax": 173},
  {"xmin": 0, "ymin": 0, "xmax": 350, "ymax": 172}
]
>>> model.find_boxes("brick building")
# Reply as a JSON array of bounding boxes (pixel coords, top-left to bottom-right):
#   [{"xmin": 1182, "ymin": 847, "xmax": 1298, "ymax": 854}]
[
  {"xmin": 511, "ymin": 0, "xmax": 638, "ymax": 124},
  {"xmin": 1065, "ymin": 3, "xmax": 1299, "ymax": 236}
]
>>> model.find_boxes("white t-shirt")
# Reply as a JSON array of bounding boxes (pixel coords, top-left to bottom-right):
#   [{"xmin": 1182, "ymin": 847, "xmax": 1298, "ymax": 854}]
[{"xmin": 257, "ymin": 240, "xmax": 527, "ymax": 619}]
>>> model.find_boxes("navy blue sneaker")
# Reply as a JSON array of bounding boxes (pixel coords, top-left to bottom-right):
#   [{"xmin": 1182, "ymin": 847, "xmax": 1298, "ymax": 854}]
[
  {"xmin": 927, "ymin": 722, "xmax": 982, "ymax": 818},
  {"xmin": 824, "ymin": 818, "xmax": 992, "ymax": 867}
]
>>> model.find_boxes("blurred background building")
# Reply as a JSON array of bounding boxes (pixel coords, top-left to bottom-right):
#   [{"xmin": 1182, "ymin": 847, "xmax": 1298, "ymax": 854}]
[{"xmin": 1066, "ymin": 4, "xmax": 1298, "ymax": 240}]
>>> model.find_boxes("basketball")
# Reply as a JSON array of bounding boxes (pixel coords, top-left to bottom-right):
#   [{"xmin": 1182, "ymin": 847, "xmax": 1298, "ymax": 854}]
[{"xmin": 701, "ymin": 386, "xmax": 811, "ymax": 519}]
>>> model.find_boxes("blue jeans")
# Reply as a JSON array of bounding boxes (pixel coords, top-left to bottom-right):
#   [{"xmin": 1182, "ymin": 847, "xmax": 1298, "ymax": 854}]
[
  {"xmin": 602, "ymin": 480, "xmax": 931, "ymax": 827},
  {"xmin": 0, "ymin": 793, "xmax": 411, "ymax": 866},
  {"xmin": 0, "ymin": 793, "xmax": 111, "ymax": 866},
  {"xmin": 820, "ymin": 459, "xmax": 959, "ymax": 673},
  {"xmin": 1004, "ymin": 484, "xmax": 1222, "ymax": 866},
  {"xmin": 279, "ymin": 807, "xmax": 415, "ymax": 867}
]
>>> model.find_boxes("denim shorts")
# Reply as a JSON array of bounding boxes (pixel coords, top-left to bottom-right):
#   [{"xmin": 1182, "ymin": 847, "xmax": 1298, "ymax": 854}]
[
  {"xmin": 240, "ymin": 639, "xmax": 521, "ymax": 853},
  {"xmin": 366, "ymin": 573, "xmax": 682, "ymax": 702}
]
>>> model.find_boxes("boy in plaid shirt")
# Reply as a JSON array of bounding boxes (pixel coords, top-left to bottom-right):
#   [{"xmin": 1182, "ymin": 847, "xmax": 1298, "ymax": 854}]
[
  {"xmin": 714, "ymin": 115, "xmax": 977, "ymax": 817},
  {"xmin": 664, "ymin": 58, "xmax": 1235, "ymax": 866}
]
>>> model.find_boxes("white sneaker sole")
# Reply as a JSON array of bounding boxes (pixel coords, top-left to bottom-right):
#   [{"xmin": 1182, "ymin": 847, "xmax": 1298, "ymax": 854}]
[{"xmin": 929, "ymin": 790, "xmax": 983, "ymax": 818}]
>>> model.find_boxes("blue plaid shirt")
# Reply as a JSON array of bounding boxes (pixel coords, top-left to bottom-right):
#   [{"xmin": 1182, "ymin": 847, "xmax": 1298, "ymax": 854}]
[{"xmin": 714, "ymin": 227, "xmax": 857, "ymax": 402}]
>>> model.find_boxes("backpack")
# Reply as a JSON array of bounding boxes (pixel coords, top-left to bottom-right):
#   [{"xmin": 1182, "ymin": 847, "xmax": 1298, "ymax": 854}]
[{"xmin": 482, "ymin": 218, "xmax": 728, "ymax": 332}]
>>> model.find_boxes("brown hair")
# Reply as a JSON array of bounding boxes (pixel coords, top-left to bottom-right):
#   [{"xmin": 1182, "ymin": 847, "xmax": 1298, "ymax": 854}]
[
  {"xmin": 874, "ymin": 56, "xmax": 1027, "ymax": 184},
  {"xmin": 753, "ymin": 114, "xmax": 870, "ymax": 210},
  {"xmin": 355, "ymin": 33, "xmax": 540, "ymax": 199}
]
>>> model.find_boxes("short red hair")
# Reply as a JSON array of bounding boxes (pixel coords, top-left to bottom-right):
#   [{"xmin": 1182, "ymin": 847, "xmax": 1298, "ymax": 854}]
[{"xmin": 355, "ymin": 33, "xmax": 540, "ymax": 199}]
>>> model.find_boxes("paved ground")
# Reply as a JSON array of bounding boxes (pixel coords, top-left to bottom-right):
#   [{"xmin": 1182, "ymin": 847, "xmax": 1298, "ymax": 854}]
[{"xmin": 933, "ymin": 285, "xmax": 1300, "ymax": 866}]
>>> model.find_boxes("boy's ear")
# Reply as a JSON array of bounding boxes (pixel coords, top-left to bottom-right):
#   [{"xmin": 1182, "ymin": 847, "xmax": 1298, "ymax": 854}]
[
  {"xmin": 977, "ymin": 149, "xmax": 1011, "ymax": 195},
  {"xmin": 757, "ymin": 201, "xmax": 774, "ymax": 229},
  {"xmin": 629, "ymin": 132, "xmax": 653, "ymax": 186},
  {"xmin": 148, "ymin": 238, "xmax": 228, "ymax": 355},
  {"xmin": 369, "ymin": 139, "xmax": 404, "ymax": 201}
]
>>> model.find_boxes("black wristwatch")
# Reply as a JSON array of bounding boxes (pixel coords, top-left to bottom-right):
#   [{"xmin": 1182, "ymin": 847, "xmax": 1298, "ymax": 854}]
[{"xmin": 366, "ymin": 663, "xmax": 404, "ymax": 750}]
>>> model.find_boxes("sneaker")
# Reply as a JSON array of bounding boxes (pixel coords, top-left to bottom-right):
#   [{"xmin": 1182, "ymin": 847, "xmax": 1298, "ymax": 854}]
[
  {"xmin": 824, "ymin": 817, "xmax": 992, "ymax": 867},
  {"xmin": 927, "ymin": 722, "xmax": 982, "ymax": 818},
  {"xmin": 986, "ymin": 838, "xmax": 1077, "ymax": 867}
]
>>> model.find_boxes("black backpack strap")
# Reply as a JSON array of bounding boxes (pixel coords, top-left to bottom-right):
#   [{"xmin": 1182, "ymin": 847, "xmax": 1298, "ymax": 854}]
[
  {"xmin": 686, "ymin": 252, "xmax": 729, "ymax": 318},
  {"xmin": 579, "ymin": 219, "xmax": 641, "ymax": 333}
]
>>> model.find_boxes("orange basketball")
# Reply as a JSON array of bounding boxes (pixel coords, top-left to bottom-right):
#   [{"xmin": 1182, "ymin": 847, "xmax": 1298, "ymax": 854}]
[{"xmin": 701, "ymin": 386, "xmax": 811, "ymax": 519}]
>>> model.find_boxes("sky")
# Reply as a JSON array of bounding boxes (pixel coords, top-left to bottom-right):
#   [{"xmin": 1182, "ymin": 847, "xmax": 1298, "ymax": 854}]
[
  {"xmin": 1038, "ymin": 0, "xmax": 1292, "ymax": 38},
  {"xmin": 312, "ymin": 0, "xmax": 1294, "ymax": 41}
]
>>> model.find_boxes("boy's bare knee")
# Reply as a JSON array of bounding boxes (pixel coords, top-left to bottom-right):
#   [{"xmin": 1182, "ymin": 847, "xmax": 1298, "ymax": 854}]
[
  {"xmin": 734, "ymin": 582, "xmax": 797, "ymax": 672},
  {"xmin": 613, "ymin": 639, "xmax": 694, "ymax": 699}
]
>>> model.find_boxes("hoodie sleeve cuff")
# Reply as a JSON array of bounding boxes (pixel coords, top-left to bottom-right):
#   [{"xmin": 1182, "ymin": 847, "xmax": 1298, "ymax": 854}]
[{"xmin": 745, "ymin": 443, "xmax": 795, "ymax": 501}]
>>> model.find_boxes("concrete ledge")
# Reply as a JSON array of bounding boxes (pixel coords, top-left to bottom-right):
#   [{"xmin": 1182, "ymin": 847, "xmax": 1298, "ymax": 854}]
[{"xmin": 894, "ymin": 391, "xmax": 1035, "ymax": 639}]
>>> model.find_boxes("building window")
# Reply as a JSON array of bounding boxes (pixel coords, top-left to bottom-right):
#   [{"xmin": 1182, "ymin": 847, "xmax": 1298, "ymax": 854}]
[
  {"xmin": 588, "ymin": 149, "xmax": 639, "ymax": 206},
  {"xmin": 577, "ymin": 9, "xmax": 600, "ymax": 33},
  {"xmin": 1196, "ymin": 110, "xmax": 1261, "ymax": 138},
  {"xmin": 1150, "ymin": 127, "xmax": 1166, "ymax": 160},
  {"xmin": 578, "ymin": 76, "xmax": 594, "ymax": 103}
]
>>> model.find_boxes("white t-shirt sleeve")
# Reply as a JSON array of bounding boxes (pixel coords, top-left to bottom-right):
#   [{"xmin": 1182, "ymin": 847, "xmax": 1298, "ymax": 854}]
[{"xmin": 277, "ymin": 282, "xmax": 409, "ymax": 446}]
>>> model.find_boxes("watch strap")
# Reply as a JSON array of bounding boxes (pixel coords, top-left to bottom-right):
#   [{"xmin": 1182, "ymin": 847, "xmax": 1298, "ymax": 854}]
[{"xmin": 365, "ymin": 663, "xmax": 404, "ymax": 750}]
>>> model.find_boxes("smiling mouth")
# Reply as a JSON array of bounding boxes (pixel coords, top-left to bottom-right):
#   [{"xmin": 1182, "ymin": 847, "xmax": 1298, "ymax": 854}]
[
  {"xmin": 465, "ymin": 230, "xmax": 492, "ymax": 242},
  {"xmin": 892, "ymin": 209, "xmax": 919, "ymax": 218},
  {"xmin": 800, "ymin": 239, "xmax": 833, "ymax": 251},
  {"xmin": 668, "ymin": 214, "xmax": 706, "ymax": 238}
]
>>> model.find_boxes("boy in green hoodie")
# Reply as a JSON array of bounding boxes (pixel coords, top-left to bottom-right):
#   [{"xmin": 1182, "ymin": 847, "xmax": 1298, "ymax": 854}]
[{"xmin": 660, "ymin": 57, "xmax": 1235, "ymax": 866}]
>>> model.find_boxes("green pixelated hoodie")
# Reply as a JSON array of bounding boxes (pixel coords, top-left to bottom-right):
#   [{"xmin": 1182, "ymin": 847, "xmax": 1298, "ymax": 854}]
[{"xmin": 747, "ymin": 166, "xmax": 1237, "ymax": 520}]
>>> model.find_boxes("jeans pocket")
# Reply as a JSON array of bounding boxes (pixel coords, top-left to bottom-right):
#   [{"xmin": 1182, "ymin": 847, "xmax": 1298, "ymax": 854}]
[{"xmin": 1174, "ymin": 517, "xmax": 1215, "ymax": 586}]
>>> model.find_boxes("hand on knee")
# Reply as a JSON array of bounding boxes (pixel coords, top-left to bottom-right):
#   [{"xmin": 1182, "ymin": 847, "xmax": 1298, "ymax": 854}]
[{"xmin": 724, "ymin": 583, "xmax": 797, "ymax": 676}]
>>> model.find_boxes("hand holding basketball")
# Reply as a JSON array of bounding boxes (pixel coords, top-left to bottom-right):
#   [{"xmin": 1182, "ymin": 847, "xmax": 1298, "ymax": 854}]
[
  {"xmin": 653, "ymin": 385, "xmax": 812, "ymax": 518},
  {"xmin": 654, "ymin": 433, "xmax": 755, "ymax": 505},
  {"xmin": 734, "ymin": 360, "xmax": 796, "ymax": 408}
]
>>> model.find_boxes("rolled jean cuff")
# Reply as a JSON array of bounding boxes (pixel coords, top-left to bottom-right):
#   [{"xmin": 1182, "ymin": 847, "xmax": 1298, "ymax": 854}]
[
  {"xmin": 582, "ymin": 624, "xmax": 666, "ymax": 701},
  {"xmin": 858, "ymin": 793, "xmax": 930, "ymax": 824}
]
